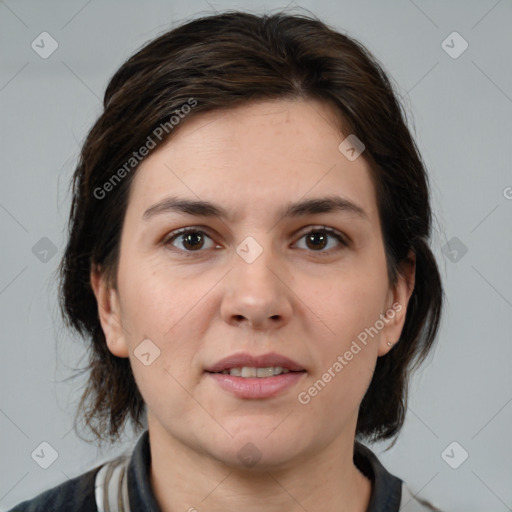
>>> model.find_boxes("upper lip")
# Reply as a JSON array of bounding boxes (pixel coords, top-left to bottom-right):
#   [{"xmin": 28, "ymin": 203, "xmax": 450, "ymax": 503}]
[{"xmin": 205, "ymin": 352, "xmax": 305, "ymax": 373}]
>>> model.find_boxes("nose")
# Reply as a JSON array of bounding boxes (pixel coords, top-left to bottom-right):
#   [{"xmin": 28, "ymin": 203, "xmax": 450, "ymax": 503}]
[{"xmin": 220, "ymin": 245, "xmax": 293, "ymax": 332}]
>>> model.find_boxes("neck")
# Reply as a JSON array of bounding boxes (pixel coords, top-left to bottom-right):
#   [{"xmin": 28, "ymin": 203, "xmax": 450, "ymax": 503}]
[{"xmin": 147, "ymin": 420, "xmax": 372, "ymax": 512}]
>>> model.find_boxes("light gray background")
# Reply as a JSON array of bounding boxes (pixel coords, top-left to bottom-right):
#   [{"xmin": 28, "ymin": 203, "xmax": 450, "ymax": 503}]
[{"xmin": 1, "ymin": 0, "xmax": 511, "ymax": 510}]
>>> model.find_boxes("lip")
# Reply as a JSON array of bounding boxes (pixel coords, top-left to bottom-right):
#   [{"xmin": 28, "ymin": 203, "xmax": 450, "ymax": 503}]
[
  {"xmin": 206, "ymin": 372, "xmax": 306, "ymax": 399},
  {"xmin": 204, "ymin": 352, "xmax": 305, "ymax": 373}
]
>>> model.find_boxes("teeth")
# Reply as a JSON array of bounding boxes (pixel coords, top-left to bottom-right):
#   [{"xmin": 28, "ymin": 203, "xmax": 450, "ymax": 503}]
[
  {"xmin": 256, "ymin": 367, "xmax": 273, "ymax": 378},
  {"xmin": 242, "ymin": 367, "xmax": 257, "ymax": 378},
  {"xmin": 219, "ymin": 366, "xmax": 291, "ymax": 377}
]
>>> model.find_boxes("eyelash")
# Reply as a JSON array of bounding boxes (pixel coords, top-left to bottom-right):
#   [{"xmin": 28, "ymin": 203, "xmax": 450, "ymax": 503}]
[{"xmin": 162, "ymin": 226, "xmax": 349, "ymax": 256}]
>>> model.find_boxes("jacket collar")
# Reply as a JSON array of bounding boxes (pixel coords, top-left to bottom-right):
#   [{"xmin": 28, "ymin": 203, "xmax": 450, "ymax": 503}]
[{"xmin": 127, "ymin": 430, "xmax": 403, "ymax": 511}]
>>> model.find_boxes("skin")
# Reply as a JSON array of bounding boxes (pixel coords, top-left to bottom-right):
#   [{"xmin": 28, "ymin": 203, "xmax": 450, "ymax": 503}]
[{"xmin": 91, "ymin": 98, "xmax": 415, "ymax": 512}]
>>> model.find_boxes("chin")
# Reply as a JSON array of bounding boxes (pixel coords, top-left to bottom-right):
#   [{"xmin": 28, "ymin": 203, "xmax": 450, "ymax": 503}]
[{"xmin": 206, "ymin": 427, "xmax": 305, "ymax": 471}]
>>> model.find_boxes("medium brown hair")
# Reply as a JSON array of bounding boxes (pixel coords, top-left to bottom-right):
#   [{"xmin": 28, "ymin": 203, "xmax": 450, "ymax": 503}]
[{"xmin": 59, "ymin": 10, "xmax": 443, "ymax": 445}]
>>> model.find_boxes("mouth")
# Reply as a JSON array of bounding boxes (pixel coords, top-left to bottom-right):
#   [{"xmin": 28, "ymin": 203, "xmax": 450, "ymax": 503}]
[
  {"xmin": 204, "ymin": 352, "xmax": 306, "ymax": 374},
  {"xmin": 207, "ymin": 366, "xmax": 305, "ymax": 378},
  {"xmin": 204, "ymin": 352, "xmax": 307, "ymax": 399}
]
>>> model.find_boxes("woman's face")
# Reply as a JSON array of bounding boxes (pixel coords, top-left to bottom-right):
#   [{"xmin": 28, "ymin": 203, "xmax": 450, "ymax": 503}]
[{"xmin": 92, "ymin": 98, "xmax": 413, "ymax": 469}]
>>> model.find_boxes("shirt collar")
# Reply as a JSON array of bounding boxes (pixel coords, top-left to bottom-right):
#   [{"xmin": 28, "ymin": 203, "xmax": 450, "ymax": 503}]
[
  {"xmin": 354, "ymin": 440, "xmax": 403, "ymax": 511},
  {"xmin": 127, "ymin": 430, "xmax": 403, "ymax": 512}
]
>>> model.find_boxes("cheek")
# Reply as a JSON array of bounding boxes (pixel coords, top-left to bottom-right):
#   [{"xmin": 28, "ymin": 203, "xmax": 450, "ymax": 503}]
[
  {"xmin": 117, "ymin": 259, "xmax": 211, "ymax": 385},
  {"xmin": 297, "ymin": 262, "xmax": 388, "ymax": 410},
  {"xmin": 130, "ymin": 355, "xmax": 199, "ymax": 434},
  {"xmin": 121, "ymin": 276, "xmax": 203, "ymax": 424},
  {"xmin": 117, "ymin": 257, "xmax": 198, "ymax": 339},
  {"xmin": 304, "ymin": 268, "xmax": 388, "ymax": 347}
]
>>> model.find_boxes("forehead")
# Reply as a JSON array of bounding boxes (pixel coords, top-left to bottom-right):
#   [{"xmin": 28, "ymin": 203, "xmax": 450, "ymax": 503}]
[{"xmin": 126, "ymin": 98, "xmax": 378, "ymax": 224}]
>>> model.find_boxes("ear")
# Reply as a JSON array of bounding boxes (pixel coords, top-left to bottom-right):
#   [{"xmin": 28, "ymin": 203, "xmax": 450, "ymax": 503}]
[
  {"xmin": 90, "ymin": 264, "xmax": 129, "ymax": 358},
  {"xmin": 377, "ymin": 250, "xmax": 416, "ymax": 356}
]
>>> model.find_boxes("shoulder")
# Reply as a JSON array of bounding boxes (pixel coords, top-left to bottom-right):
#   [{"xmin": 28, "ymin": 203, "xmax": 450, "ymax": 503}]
[
  {"xmin": 7, "ymin": 465, "xmax": 101, "ymax": 512},
  {"xmin": 354, "ymin": 441, "xmax": 442, "ymax": 512},
  {"xmin": 401, "ymin": 484, "xmax": 443, "ymax": 511}
]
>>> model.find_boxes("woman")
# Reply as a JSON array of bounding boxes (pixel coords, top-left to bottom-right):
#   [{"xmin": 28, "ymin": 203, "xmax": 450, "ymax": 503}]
[{"xmin": 10, "ymin": 10, "xmax": 444, "ymax": 512}]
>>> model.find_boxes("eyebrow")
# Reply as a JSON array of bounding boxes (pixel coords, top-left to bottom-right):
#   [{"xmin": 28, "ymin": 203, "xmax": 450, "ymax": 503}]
[{"xmin": 142, "ymin": 195, "xmax": 369, "ymax": 222}]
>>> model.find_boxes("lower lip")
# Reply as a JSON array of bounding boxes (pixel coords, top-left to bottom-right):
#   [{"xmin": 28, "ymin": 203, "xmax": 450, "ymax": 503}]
[{"xmin": 206, "ymin": 371, "xmax": 306, "ymax": 399}]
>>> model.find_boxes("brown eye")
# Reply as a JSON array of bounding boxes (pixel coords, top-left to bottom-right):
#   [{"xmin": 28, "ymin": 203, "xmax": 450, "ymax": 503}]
[
  {"xmin": 165, "ymin": 229, "xmax": 215, "ymax": 252},
  {"xmin": 181, "ymin": 231, "xmax": 204, "ymax": 250},
  {"xmin": 295, "ymin": 227, "xmax": 348, "ymax": 252},
  {"xmin": 305, "ymin": 231, "xmax": 328, "ymax": 250}
]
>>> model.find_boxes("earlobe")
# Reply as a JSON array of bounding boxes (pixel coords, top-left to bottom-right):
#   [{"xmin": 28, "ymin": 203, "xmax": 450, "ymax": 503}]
[
  {"xmin": 90, "ymin": 265, "xmax": 129, "ymax": 358},
  {"xmin": 378, "ymin": 251, "xmax": 416, "ymax": 356}
]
